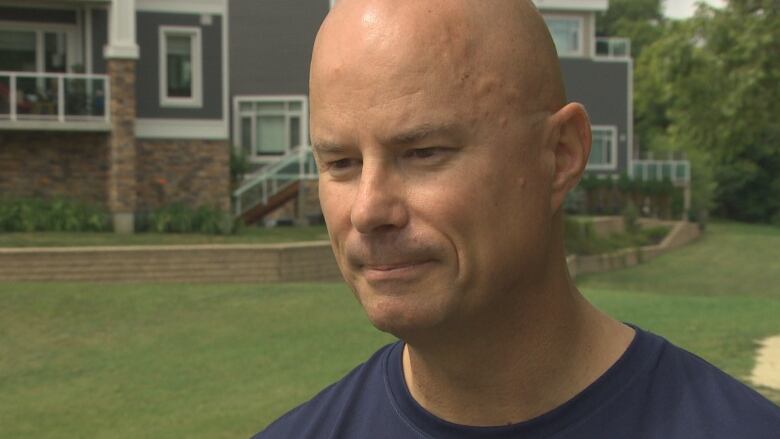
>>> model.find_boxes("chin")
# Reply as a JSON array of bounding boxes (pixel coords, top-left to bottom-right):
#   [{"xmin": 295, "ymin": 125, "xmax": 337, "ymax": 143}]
[{"xmin": 358, "ymin": 291, "xmax": 449, "ymax": 339}]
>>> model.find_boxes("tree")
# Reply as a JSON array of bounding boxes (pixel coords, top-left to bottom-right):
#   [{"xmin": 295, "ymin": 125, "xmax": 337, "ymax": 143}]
[
  {"xmin": 596, "ymin": 0, "xmax": 665, "ymax": 59},
  {"xmin": 635, "ymin": 0, "xmax": 780, "ymax": 223}
]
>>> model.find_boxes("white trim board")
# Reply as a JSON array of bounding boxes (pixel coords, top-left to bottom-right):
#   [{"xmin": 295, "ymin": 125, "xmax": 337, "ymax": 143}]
[
  {"xmin": 136, "ymin": 118, "xmax": 228, "ymax": 139},
  {"xmin": 222, "ymin": 0, "xmax": 229, "ymax": 147},
  {"xmin": 136, "ymin": 0, "xmax": 226, "ymax": 14},
  {"xmin": 533, "ymin": 0, "xmax": 608, "ymax": 12},
  {"xmin": 0, "ymin": 120, "xmax": 110, "ymax": 131}
]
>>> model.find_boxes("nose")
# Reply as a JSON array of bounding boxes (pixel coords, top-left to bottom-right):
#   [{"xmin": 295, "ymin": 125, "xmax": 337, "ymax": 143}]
[{"xmin": 350, "ymin": 160, "xmax": 409, "ymax": 234}]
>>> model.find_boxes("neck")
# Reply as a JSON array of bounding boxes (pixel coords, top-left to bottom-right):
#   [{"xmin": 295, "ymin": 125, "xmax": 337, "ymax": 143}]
[{"xmin": 401, "ymin": 263, "xmax": 634, "ymax": 427}]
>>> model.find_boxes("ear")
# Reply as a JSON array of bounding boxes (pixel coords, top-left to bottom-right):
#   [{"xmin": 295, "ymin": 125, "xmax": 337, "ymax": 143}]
[{"xmin": 548, "ymin": 103, "xmax": 591, "ymax": 213}]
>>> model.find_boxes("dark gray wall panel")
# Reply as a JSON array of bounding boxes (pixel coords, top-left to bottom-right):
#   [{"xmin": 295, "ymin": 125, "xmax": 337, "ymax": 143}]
[
  {"xmin": 0, "ymin": 6, "xmax": 77, "ymax": 23},
  {"xmin": 229, "ymin": 0, "xmax": 329, "ymax": 96},
  {"xmin": 91, "ymin": 8, "xmax": 108, "ymax": 74},
  {"xmin": 135, "ymin": 12, "xmax": 223, "ymax": 119},
  {"xmin": 560, "ymin": 58, "xmax": 630, "ymax": 173}
]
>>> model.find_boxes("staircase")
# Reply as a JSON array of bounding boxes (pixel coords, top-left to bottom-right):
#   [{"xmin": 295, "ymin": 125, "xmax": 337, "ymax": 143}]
[{"xmin": 233, "ymin": 146, "xmax": 318, "ymax": 225}]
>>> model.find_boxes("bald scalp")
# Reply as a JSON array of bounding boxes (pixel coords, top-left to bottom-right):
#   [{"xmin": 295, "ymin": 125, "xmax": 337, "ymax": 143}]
[{"xmin": 312, "ymin": 0, "xmax": 566, "ymax": 115}]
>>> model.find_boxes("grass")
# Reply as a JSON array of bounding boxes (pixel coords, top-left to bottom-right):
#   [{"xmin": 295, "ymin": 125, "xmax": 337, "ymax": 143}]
[
  {"xmin": 0, "ymin": 282, "xmax": 393, "ymax": 438},
  {"xmin": 1, "ymin": 221, "xmax": 778, "ymax": 437},
  {"xmin": 0, "ymin": 225, "xmax": 329, "ymax": 247},
  {"xmin": 577, "ymin": 221, "xmax": 780, "ymax": 298}
]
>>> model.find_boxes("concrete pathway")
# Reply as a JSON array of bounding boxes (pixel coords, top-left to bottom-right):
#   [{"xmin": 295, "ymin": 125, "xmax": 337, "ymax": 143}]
[{"xmin": 751, "ymin": 335, "xmax": 780, "ymax": 390}]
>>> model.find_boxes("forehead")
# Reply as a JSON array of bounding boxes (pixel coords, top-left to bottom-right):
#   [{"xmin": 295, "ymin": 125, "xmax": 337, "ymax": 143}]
[
  {"xmin": 308, "ymin": 0, "xmax": 552, "ymax": 145},
  {"xmin": 312, "ymin": 37, "xmax": 510, "ymax": 140}
]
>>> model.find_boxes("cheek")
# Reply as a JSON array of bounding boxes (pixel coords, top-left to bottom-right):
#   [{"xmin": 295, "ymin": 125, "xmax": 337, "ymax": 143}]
[
  {"xmin": 320, "ymin": 180, "xmax": 350, "ymax": 224},
  {"xmin": 319, "ymin": 180, "xmax": 353, "ymax": 255}
]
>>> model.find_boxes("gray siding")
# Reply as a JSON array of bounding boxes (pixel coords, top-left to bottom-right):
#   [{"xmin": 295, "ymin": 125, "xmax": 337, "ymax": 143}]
[
  {"xmin": 135, "ymin": 12, "xmax": 224, "ymax": 119},
  {"xmin": 0, "ymin": 6, "xmax": 77, "ymax": 23},
  {"xmin": 560, "ymin": 58, "xmax": 631, "ymax": 173},
  {"xmin": 229, "ymin": 0, "xmax": 329, "ymax": 97},
  {"xmin": 91, "ymin": 8, "xmax": 108, "ymax": 74}
]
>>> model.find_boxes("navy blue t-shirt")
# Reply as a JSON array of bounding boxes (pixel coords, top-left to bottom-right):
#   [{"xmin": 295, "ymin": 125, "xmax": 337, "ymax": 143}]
[{"xmin": 254, "ymin": 327, "xmax": 780, "ymax": 438}]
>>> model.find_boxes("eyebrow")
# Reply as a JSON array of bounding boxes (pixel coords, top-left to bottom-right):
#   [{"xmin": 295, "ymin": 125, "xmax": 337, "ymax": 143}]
[
  {"xmin": 384, "ymin": 122, "xmax": 459, "ymax": 146},
  {"xmin": 312, "ymin": 140, "xmax": 346, "ymax": 154},
  {"xmin": 311, "ymin": 122, "xmax": 461, "ymax": 154}
]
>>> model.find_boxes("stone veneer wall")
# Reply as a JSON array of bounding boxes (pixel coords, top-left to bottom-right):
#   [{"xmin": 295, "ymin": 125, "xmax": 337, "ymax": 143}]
[
  {"xmin": 107, "ymin": 58, "xmax": 137, "ymax": 232},
  {"xmin": 135, "ymin": 139, "xmax": 230, "ymax": 212},
  {"xmin": 0, "ymin": 132, "xmax": 109, "ymax": 205}
]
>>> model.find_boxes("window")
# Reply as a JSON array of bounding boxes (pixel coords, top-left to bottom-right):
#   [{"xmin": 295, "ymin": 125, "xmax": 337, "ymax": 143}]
[
  {"xmin": 544, "ymin": 16, "xmax": 583, "ymax": 56},
  {"xmin": 588, "ymin": 126, "xmax": 618, "ymax": 170},
  {"xmin": 0, "ymin": 29, "xmax": 69, "ymax": 72},
  {"xmin": 159, "ymin": 26, "xmax": 202, "ymax": 107},
  {"xmin": 235, "ymin": 97, "xmax": 308, "ymax": 160}
]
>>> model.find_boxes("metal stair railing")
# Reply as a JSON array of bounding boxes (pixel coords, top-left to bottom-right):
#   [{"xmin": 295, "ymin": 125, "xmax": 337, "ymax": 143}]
[{"xmin": 232, "ymin": 146, "xmax": 319, "ymax": 217}]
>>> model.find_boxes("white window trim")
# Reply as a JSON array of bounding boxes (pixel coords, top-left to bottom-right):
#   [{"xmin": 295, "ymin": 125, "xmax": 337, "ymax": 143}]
[
  {"xmin": 543, "ymin": 14, "xmax": 585, "ymax": 58},
  {"xmin": 532, "ymin": 0, "xmax": 608, "ymax": 11},
  {"xmin": 233, "ymin": 95, "xmax": 309, "ymax": 164},
  {"xmin": 587, "ymin": 125, "xmax": 618, "ymax": 171},
  {"xmin": 137, "ymin": 0, "xmax": 226, "ymax": 14},
  {"xmin": 0, "ymin": 21, "xmax": 81, "ymax": 73},
  {"xmin": 159, "ymin": 25, "xmax": 202, "ymax": 108}
]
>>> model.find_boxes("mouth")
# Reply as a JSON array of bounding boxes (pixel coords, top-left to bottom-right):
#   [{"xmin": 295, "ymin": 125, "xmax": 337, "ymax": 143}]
[{"xmin": 361, "ymin": 260, "xmax": 434, "ymax": 282}]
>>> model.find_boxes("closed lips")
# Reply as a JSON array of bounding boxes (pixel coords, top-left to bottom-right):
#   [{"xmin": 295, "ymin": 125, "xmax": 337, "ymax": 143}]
[{"xmin": 364, "ymin": 261, "xmax": 430, "ymax": 270}]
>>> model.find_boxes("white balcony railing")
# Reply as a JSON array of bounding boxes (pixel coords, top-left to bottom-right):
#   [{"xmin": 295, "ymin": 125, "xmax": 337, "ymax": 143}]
[
  {"xmin": 632, "ymin": 159, "xmax": 690, "ymax": 185},
  {"xmin": 595, "ymin": 37, "xmax": 631, "ymax": 59},
  {"xmin": 0, "ymin": 71, "xmax": 110, "ymax": 125}
]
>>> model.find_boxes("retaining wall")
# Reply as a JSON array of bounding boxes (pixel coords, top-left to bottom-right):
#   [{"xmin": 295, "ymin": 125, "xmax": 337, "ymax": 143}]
[
  {"xmin": 567, "ymin": 220, "xmax": 700, "ymax": 278},
  {"xmin": 0, "ymin": 220, "xmax": 700, "ymax": 283},
  {"xmin": 0, "ymin": 241, "xmax": 341, "ymax": 283}
]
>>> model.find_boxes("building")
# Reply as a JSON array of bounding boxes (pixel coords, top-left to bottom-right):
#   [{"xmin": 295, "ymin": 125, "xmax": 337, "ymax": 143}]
[
  {"xmin": 1, "ymin": 0, "xmax": 230, "ymax": 233},
  {"xmin": 0, "ymin": 0, "xmax": 687, "ymax": 232}
]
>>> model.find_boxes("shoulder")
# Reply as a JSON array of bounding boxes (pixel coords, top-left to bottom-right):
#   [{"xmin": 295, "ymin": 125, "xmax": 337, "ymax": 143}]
[
  {"xmin": 643, "ymin": 331, "xmax": 780, "ymax": 437},
  {"xmin": 251, "ymin": 341, "xmax": 400, "ymax": 439}
]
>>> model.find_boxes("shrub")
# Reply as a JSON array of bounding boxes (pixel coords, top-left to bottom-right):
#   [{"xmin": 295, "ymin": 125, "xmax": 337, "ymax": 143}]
[
  {"xmin": 641, "ymin": 226, "xmax": 670, "ymax": 245},
  {"xmin": 622, "ymin": 201, "xmax": 640, "ymax": 235},
  {"xmin": 145, "ymin": 203, "xmax": 235, "ymax": 234},
  {"xmin": 564, "ymin": 217, "xmax": 597, "ymax": 255},
  {"xmin": 0, "ymin": 198, "xmax": 110, "ymax": 232}
]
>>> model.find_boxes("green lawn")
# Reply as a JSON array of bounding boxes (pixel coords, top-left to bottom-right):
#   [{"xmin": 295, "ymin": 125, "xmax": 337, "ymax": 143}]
[
  {"xmin": 1, "ymin": 221, "xmax": 778, "ymax": 437},
  {"xmin": 0, "ymin": 225, "xmax": 329, "ymax": 247},
  {"xmin": 577, "ymin": 222, "xmax": 780, "ymax": 298}
]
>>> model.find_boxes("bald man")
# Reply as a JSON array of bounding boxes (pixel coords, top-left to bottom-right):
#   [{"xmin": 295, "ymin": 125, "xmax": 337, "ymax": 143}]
[{"xmin": 252, "ymin": 1, "xmax": 780, "ymax": 437}]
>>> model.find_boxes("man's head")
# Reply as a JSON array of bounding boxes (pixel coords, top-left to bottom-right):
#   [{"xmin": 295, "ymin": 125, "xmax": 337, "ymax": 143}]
[{"xmin": 310, "ymin": 0, "xmax": 591, "ymax": 340}]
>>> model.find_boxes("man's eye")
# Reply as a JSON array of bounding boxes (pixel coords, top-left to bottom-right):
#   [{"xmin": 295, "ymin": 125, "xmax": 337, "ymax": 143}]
[
  {"xmin": 330, "ymin": 158, "xmax": 358, "ymax": 169},
  {"xmin": 325, "ymin": 158, "xmax": 361, "ymax": 177},
  {"xmin": 406, "ymin": 147, "xmax": 444, "ymax": 159}
]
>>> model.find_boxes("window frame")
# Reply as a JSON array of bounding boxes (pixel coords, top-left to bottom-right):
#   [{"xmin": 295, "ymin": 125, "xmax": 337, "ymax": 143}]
[
  {"xmin": 0, "ymin": 21, "xmax": 80, "ymax": 73},
  {"xmin": 233, "ymin": 95, "xmax": 309, "ymax": 164},
  {"xmin": 543, "ymin": 14, "xmax": 585, "ymax": 58},
  {"xmin": 587, "ymin": 125, "xmax": 618, "ymax": 171},
  {"xmin": 159, "ymin": 25, "xmax": 202, "ymax": 108}
]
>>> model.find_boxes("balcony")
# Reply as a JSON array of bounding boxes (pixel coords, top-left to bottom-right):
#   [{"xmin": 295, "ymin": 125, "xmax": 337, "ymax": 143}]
[
  {"xmin": 595, "ymin": 37, "xmax": 631, "ymax": 59},
  {"xmin": 632, "ymin": 159, "xmax": 690, "ymax": 185},
  {"xmin": 0, "ymin": 71, "xmax": 110, "ymax": 131}
]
